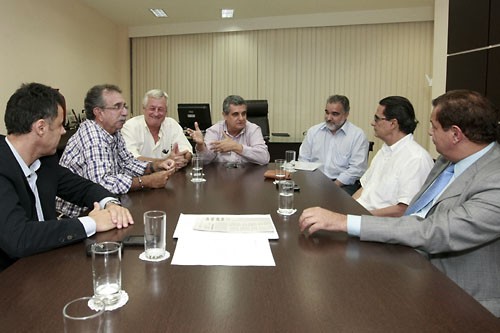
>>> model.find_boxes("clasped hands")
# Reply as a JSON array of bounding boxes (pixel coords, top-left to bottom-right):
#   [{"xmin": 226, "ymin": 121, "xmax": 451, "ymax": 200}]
[{"xmin": 89, "ymin": 202, "xmax": 134, "ymax": 232}]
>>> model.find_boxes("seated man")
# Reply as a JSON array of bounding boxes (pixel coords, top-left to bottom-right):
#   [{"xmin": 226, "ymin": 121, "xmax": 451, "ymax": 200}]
[
  {"xmin": 299, "ymin": 95, "xmax": 369, "ymax": 195},
  {"xmin": 187, "ymin": 95, "xmax": 270, "ymax": 165},
  {"xmin": 0, "ymin": 83, "xmax": 133, "ymax": 271},
  {"xmin": 353, "ymin": 96, "xmax": 434, "ymax": 217},
  {"xmin": 299, "ymin": 90, "xmax": 500, "ymax": 317},
  {"xmin": 56, "ymin": 84, "xmax": 175, "ymax": 217},
  {"xmin": 121, "ymin": 89, "xmax": 192, "ymax": 170}
]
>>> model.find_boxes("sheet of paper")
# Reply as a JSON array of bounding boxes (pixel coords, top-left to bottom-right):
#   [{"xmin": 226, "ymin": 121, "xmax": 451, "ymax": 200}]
[
  {"xmin": 294, "ymin": 161, "xmax": 322, "ymax": 171},
  {"xmin": 193, "ymin": 215, "xmax": 275, "ymax": 233},
  {"xmin": 173, "ymin": 214, "xmax": 279, "ymax": 239},
  {"xmin": 171, "ymin": 233, "xmax": 276, "ymax": 266}
]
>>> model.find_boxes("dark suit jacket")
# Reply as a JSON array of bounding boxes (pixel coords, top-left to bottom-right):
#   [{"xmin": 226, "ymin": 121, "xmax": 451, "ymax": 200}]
[
  {"xmin": 0, "ymin": 135, "xmax": 115, "ymax": 271},
  {"xmin": 360, "ymin": 143, "xmax": 500, "ymax": 317}
]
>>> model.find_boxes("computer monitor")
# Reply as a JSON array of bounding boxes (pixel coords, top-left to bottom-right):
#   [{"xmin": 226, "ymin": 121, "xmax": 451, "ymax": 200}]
[{"xmin": 177, "ymin": 103, "xmax": 212, "ymax": 132}]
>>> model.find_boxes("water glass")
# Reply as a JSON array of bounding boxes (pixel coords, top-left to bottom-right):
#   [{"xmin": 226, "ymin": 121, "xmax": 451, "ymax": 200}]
[
  {"xmin": 275, "ymin": 159, "xmax": 286, "ymax": 183},
  {"xmin": 285, "ymin": 150, "xmax": 296, "ymax": 171},
  {"xmin": 191, "ymin": 155, "xmax": 205, "ymax": 182},
  {"xmin": 63, "ymin": 296, "xmax": 104, "ymax": 333},
  {"xmin": 92, "ymin": 242, "xmax": 122, "ymax": 306},
  {"xmin": 144, "ymin": 210, "xmax": 167, "ymax": 259},
  {"xmin": 278, "ymin": 180, "xmax": 295, "ymax": 215}
]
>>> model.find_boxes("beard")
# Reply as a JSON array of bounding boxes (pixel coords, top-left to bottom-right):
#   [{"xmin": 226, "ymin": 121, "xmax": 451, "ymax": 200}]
[{"xmin": 325, "ymin": 120, "xmax": 345, "ymax": 132}]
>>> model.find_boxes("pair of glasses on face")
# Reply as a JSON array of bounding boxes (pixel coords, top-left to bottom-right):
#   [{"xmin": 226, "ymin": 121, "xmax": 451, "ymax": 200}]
[
  {"xmin": 373, "ymin": 114, "xmax": 389, "ymax": 122},
  {"xmin": 101, "ymin": 103, "xmax": 128, "ymax": 111}
]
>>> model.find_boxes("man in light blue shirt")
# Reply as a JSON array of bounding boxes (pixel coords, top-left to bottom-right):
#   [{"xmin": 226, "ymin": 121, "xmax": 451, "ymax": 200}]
[
  {"xmin": 299, "ymin": 90, "xmax": 500, "ymax": 317},
  {"xmin": 299, "ymin": 95, "xmax": 369, "ymax": 195}
]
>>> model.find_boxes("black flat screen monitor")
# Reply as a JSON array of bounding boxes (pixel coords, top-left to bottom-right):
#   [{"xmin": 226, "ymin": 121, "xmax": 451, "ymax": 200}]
[{"xmin": 177, "ymin": 103, "xmax": 212, "ymax": 132}]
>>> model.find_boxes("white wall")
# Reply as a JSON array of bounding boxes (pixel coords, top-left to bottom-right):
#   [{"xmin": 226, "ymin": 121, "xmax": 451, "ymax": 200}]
[{"xmin": 0, "ymin": 0, "xmax": 129, "ymax": 133}]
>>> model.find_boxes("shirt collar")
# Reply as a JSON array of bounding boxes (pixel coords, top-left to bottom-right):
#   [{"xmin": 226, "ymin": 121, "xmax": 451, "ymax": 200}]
[
  {"xmin": 223, "ymin": 121, "xmax": 245, "ymax": 138},
  {"xmin": 382, "ymin": 133, "xmax": 413, "ymax": 153},
  {"xmin": 5, "ymin": 137, "xmax": 41, "ymax": 178},
  {"xmin": 454, "ymin": 141, "xmax": 495, "ymax": 177}
]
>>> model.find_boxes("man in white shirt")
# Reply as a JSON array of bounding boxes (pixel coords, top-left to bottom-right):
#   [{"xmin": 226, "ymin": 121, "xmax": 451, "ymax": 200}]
[
  {"xmin": 299, "ymin": 95, "xmax": 369, "ymax": 195},
  {"xmin": 353, "ymin": 96, "xmax": 434, "ymax": 217},
  {"xmin": 122, "ymin": 89, "xmax": 193, "ymax": 170}
]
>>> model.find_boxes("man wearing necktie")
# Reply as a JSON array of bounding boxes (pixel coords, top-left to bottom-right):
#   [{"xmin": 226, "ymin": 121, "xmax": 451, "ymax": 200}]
[{"xmin": 299, "ymin": 90, "xmax": 500, "ymax": 317}]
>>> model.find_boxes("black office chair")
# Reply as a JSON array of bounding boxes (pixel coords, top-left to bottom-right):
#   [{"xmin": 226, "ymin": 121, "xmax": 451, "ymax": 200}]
[{"xmin": 246, "ymin": 100, "xmax": 270, "ymax": 141}]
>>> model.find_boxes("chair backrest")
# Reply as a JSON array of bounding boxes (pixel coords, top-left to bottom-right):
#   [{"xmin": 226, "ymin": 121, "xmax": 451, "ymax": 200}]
[{"xmin": 246, "ymin": 100, "xmax": 270, "ymax": 140}]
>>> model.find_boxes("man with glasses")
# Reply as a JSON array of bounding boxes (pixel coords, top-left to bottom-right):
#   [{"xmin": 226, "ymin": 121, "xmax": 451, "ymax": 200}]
[
  {"xmin": 122, "ymin": 89, "xmax": 192, "ymax": 170},
  {"xmin": 56, "ymin": 84, "xmax": 175, "ymax": 218},
  {"xmin": 352, "ymin": 96, "xmax": 434, "ymax": 216},
  {"xmin": 299, "ymin": 90, "xmax": 500, "ymax": 317},
  {"xmin": 299, "ymin": 95, "xmax": 369, "ymax": 195}
]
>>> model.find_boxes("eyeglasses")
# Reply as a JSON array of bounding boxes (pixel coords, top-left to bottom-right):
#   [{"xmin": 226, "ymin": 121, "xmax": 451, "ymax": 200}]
[
  {"xmin": 373, "ymin": 114, "xmax": 388, "ymax": 122},
  {"xmin": 101, "ymin": 103, "xmax": 128, "ymax": 111}
]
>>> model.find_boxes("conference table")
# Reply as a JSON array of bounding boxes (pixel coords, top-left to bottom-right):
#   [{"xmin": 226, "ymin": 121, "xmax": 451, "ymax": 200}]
[{"xmin": 1, "ymin": 163, "xmax": 499, "ymax": 332}]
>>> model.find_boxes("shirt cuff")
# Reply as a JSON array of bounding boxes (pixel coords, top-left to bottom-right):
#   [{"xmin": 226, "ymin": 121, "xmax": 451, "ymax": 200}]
[
  {"xmin": 100, "ymin": 197, "xmax": 120, "ymax": 208},
  {"xmin": 79, "ymin": 216, "xmax": 96, "ymax": 237},
  {"xmin": 347, "ymin": 214, "xmax": 361, "ymax": 237}
]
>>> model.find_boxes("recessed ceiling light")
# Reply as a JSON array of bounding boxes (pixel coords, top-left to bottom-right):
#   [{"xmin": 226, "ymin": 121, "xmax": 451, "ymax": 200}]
[
  {"xmin": 221, "ymin": 9, "xmax": 234, "ymax": 19},
  {"xmin": 150, "ymin": 8, "xmax": 168, "ymax": 18}
]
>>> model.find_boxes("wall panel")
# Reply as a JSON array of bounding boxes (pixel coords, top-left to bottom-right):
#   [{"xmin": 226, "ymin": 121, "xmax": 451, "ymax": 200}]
[{"xmin": 131, "ymin": 21, "xmax": 433, "ymax": 151}]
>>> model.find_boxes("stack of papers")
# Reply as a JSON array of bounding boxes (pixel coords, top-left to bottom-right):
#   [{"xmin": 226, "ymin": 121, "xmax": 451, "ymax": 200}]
[{"xmin": 171, "ymin": 214, "xmax": 277, "ymax": 266}]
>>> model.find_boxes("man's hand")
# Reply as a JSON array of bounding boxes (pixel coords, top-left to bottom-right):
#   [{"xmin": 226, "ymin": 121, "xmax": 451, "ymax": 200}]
[
  {"xmin": 187, "ymin": 122, "xmax": 204, "ymax": 145},
  {"xmin": 89, "ymin": 202, "xmax": 134, "ymax": 232},
  {"xmin": 299, "ymin": 207, "xmax": 348, "ymax": 235},
  {"xmin": 157, "ymin": 158, "xmax": 176, "ymax": 173},
  {"xmin": 209, "ymin": 132, "xmax": 242, "ymax": 154},
  {"xmin": 169, "ymin": 142, "xmax": 190, "ymax": 170},
  {"xmin": 144, "ymin": 170, "xmax": 171, "ymax": 188}
]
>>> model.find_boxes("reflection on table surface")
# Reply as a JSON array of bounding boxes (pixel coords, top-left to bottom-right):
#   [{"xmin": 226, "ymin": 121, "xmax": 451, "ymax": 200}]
[{"xmin": 1, "ymin": 163, "xmax": 499, "ymax": 332}]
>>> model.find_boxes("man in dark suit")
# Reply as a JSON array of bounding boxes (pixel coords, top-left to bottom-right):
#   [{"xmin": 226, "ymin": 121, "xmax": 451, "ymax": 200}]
[
  {"xmin": 299, "ymin": 90, "xmax": 500, "ymax": 317},
  {"xmin": 0, "ymin": 83, "xmax": 134, "ymax": 271}
]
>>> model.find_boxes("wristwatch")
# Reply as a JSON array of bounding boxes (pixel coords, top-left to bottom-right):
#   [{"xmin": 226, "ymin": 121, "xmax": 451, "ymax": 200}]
[{"xmin": 105, "ymin": 199, "xmax": 121, "ymax": 208}]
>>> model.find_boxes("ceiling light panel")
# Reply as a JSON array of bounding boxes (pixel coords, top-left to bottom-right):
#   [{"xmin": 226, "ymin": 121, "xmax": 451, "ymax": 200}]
[
  {"xmin": 150, "ymin": 8, "xmax": 168, "ymax": 18},
  {"xmin": 221, "ymin": 9, "xmax": 234, "ymax": 18}
]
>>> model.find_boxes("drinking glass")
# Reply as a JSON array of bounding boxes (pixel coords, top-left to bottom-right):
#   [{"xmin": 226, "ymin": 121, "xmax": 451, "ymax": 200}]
[
  {"xmin": 63, "ymin": 296, "xmax": 104, "ymax": 333},
  {"xmin": 278, "ymin": 180, "xmax": 295, "ymax": 215},
  {"xmin": 285, "ymin": 150, "xmax": 296, "ymax": 172},
  {"xmin": 144, "ymin": 210, "xmax": 167, "ymax": 259},
  {"xmin": 92, "ymin": 242, "xmax": 122, "ymax": 306},
  {"xmin": 275, "ymin": 159, "xmax": 286, "ymax": 184},
  {"xmin": 191, "ymin": 155, "xmax": 206, "ymax": 182}
]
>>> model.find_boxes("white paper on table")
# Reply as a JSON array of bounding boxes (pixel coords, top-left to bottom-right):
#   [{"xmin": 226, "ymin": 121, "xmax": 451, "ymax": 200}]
[
  {"xmin": 173, "ymin": 214, "xmax": 279, "ymax": 240},
  {"xmin": 294, "ymin": 161, "xmax": 322, "ymax": 171},
  {"xmin": 171, "ymin": 233, "xmax": 276, "ymax": 266}
]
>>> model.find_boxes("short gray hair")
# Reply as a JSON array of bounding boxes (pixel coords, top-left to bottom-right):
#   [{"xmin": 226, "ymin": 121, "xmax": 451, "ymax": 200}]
[
  {"xmin": 142, "ymin": 89, "xmax": 169, "ymax": 108},
  {"xmin": 326, "ymin": 95, "xmax": 350, "ymax": 113},
  {"xmin": 222, "ymin": 95, "xmax": 246, "ymax": 114}
]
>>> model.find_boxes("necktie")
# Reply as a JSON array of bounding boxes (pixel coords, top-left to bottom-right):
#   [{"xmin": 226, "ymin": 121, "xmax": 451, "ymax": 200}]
[{"xmin": 405, "ymin": 163, "xmax": 454, "ymax": 215}]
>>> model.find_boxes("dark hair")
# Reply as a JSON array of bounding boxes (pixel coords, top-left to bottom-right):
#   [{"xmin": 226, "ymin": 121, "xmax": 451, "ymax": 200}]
[
  {"xmin": 326, "ymin": 95, "xmax": 350, "ymax": 113},
  {"xmin": 222, "ymin": 95, "xmax": 246, "ymax": 115},
  {"xmin": 379, "ymin": 96, "xmax": 418, "ymax": 134},
  {"xmin": 84, "ymin": 84, "xmax": 122, "ymax": 120},
  {"xmin": 5, "ymin": 83, "xmax": 65, "ymax": 135},
  {"xmin": 432, "ymin": 90, "xmax": 499, "ymax": 144}
]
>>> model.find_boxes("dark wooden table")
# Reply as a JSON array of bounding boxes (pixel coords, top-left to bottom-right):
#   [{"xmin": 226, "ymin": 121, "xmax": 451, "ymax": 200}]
[{"xmin": 1, "ymin": 164, "xmax": 498, "ymax": 332}]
